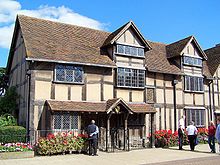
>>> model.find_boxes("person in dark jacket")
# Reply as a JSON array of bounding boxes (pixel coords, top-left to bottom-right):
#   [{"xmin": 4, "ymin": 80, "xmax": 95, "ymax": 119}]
[
  {"xmin": 178, "ymin": 124, "xmax": 184, "ymax": 150},
  {"xmin": 87, "ymin": 120, "xmax": 99, "ymax": 156}
]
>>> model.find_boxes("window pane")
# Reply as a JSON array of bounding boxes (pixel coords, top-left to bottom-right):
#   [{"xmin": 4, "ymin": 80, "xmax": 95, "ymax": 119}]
[
  {"xmin": 195, "ymin": 77, "xmax": 198, "ymax": 91},
  {"xmin": 125, "ymin": 46, "xmax": 131, "ymax": 55},
  {"xmin": 198, "ymin": 78, "xmax": 203, "ymax": 91},
  {"xmin": 117, "ymin": 68, "xmax": 125, "ymax": 86},
  {"xmin": 54, "ymin": 113, "xmax": 62, "ymax": 129},
  {"xmin": 190, "ymin": 76, "xmax": 194, "ymax": 91},
  {"xmin": 185, "ymin": 76, "xmax": 190, "ymax": 90},
  {"xmin": 117, "ymin": 45, "xmax": 124, "ymax": 54},
  {"xmin": 56, "ymin": 65, "xmax": 65, "ymax": 81},
  {"xmin": 138, "ymin": 48, "xmax": 144, "ymax": 56},
  {"xmin": 71, "ymin": 112, "xmax": 78, "ymax": 129},
  {"xmin": 125, "ymin": 68, "xmax": 131, "ymax": 86},
  {"xmin": 74, "ymin": 67, "xmax": 83, "ymax": 82},
  {"xmin": 138, "ymin": 70, "xmax": 145, "ymax": 87},
  {"xmin": 66, "ymin": 66, "xmax": 74, "ymax": 82},
  {"xmin": 131, "ymin": 47, "xmax": 138, "ymax": 56},
  {"xmin": 63, "ymin": 113, "xmax": 70, "ymax": 129},
  {"xmin": 198, "ymin": 59, "xmax": 202, "ymax": 66}
]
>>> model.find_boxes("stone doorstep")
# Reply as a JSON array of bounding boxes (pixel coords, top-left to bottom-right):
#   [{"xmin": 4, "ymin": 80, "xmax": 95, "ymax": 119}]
[{"xmin": 0, "ymin": 151, "xmax": 34, "ymax": 160}]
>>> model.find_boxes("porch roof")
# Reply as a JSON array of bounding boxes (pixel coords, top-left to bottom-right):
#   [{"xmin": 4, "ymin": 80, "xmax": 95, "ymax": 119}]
[{"xmin": 46, "ymin": 99, "xmax": 156, "ymax": 113}]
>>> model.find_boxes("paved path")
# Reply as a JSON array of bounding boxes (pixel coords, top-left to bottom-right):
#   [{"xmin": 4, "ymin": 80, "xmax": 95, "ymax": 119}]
[{"xmin": 0, "ymin": 144, "xmax": 219, "ymax": 165}]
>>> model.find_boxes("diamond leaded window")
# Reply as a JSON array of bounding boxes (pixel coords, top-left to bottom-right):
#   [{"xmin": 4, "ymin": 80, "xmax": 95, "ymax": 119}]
[
  {"xmin": 53, "ymin": 112, "xmax": 78, "ymax": 130},
  {"xmin": 55, "ymin": 64, "xmax": 83, "ymax": 83},
  {"xmin": 117, "ymin": 68, "xmax": 145, "ymax": 88}
]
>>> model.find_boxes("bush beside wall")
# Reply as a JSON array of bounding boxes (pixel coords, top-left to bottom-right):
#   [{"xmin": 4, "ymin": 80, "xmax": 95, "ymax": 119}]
[{"xmin": 0, "ymin": 126, "xmax": 26, "ymax": 143}]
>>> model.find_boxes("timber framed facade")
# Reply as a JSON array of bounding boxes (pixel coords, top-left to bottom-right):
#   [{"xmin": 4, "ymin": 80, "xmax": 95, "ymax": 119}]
[{"xmin": 6, "ymin": 15, "xmax": 220, "ymax": 151}]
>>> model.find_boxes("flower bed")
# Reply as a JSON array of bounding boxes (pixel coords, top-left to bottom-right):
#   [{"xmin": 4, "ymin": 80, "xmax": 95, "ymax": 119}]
[
  {"xmin": 34, "ymin": 131, "xmax": 88, "ymax": 156},
  {"xmin": 0, "ymin": 142, "xmax": 32, "ymax": 152},
  {"xmin": 154, "ymin": 128, "xmax": 208, "ymax": 148},
  {"xmin": 0, "ymin": 142, "xmax": 33, "ymax": 160}
]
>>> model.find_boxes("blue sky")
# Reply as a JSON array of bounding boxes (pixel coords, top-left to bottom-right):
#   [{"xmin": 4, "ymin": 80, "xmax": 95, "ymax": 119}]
[{"xmin": 0, "ymin": 0, "xmax": 220, "ymax": 67}]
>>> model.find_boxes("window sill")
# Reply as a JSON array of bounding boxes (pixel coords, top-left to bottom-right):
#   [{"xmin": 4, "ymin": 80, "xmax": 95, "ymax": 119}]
[
  {"xmin": 114, "ymin": 53, "xmax": 145, "ymax": 59},
  {"xmin": 116, "ymin": 86, "xmax": 145, "ymax": 90},
  {"xmin": 52, "ymin": 81, "xmax": 84, "ymax": 85},
  {"xmin": 184, "ymin": 90, "xmax": 204, "ymax": 94}
]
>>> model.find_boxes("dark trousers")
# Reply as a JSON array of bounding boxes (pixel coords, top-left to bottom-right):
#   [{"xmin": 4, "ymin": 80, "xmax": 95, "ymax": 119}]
[
  {"xmin": 178, "ymin": 135, "xmax": 183, "ymax": 149},
  {"xmin": 89, "ymin": 138, "xmax": 98, "ymax": 155},
  {"xmin": 208, "ymin": 135, "xmax": 215, "ymax": 152},
  {"xmin": 188, "ymin": 135, "xmax": 196, "ymax": 151}
]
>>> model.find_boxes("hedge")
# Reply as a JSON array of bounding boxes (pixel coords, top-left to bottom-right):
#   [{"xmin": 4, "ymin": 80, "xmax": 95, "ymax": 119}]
[{"xmin": 0, "ymin": 126, "xmax": 26, "ymax": 143}]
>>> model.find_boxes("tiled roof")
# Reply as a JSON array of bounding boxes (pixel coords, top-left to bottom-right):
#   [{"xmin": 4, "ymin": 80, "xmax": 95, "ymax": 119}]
[
  {"xmin": 204, "ymin": 45, "xmax": 220, "ymax": 76},
  {"xmin": 46, "ymin": 100, "xmax": 106, "ymax": 112},
  {"xmin": 46, "ymin": 99, "xmax": 155, "ymax": 113},
  {"xmin": 166, "ymin": 36, "xmax": 192, "ymax": 58},
  {"xmin": 145, "ymin": 41, "xmax": 181, "ymax": 75},
  {"xmin": 128, "ymin": 103, "xmax": 155, "ymax": 113},
  {"xmin": 12, "ymin": 15, "xmax": 211, "ymax": 77},
  {"xmin": 18, "ymin": 15, "xmax": 116, "ymax": 68}
]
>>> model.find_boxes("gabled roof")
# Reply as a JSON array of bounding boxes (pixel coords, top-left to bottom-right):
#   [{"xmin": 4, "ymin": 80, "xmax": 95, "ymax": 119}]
[
  {"xmin": 103, "ymin": 21, "xmax": 151, "ymax": 50},
  {"xmin": 205, "ymin": 45, "xmax": 220, "ymax": 76},
  {"xmin": 106, "ymin": 98, "xmax": 133, "ymax": 114},
  {"xmin": 14, "ymin": 15, "xmax": 116, "ymax": 68},
  {"xmin": 166, "ymin": 36, "xmax": 207, "ymax": 60}
]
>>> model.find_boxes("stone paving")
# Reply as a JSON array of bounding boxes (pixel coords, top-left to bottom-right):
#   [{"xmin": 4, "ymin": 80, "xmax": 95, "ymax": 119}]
[{"xmin": 0, "ymin": 144, "xmax": 219, "ymax": 165}]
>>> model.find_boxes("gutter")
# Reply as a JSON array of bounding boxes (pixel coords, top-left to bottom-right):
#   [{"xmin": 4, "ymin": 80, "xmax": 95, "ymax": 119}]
[{"xmin": 26, "ymin": 58, "xmax": 117, "ymax": 69}]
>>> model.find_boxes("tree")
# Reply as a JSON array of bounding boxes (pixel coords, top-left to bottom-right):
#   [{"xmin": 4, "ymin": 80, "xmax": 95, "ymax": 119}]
[
  {"xmin": 0, "ymin": 67, "xmax": 8, "ymax": 96},
  {"xmin": 0, "ymin": 86, "xmax": 19, "ymax": 116}
]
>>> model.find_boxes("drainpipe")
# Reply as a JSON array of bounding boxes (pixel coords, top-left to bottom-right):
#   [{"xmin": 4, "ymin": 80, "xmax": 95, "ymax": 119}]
[
  {"xmin": 26, "ymin": 69, "xmax": 31, "ymax": 142},
  {"xmin": 212, "ymin": 78, "xmax": 216, "ymax": 120},
  {"xmin": 172, "ymin": 79, "xmax": 178, "ymax": 131},
  {"xmin": 208, "ymin": 80, "xmax": 213, "ymax": 121}
]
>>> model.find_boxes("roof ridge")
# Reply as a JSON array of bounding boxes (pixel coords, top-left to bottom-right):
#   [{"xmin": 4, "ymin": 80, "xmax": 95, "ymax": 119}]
[
  {"xmin": 168, "ymin": 35, "xmax": 193, "ymax": 46},
  {"xmin": 17, "ymin": 14, "xmax": 111, "ymax": 35}
]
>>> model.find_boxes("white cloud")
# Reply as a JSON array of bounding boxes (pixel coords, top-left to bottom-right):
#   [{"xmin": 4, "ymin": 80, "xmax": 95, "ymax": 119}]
[{"xmin": 0, "ymin": 0, "xmax": 106, "ymax": 49}]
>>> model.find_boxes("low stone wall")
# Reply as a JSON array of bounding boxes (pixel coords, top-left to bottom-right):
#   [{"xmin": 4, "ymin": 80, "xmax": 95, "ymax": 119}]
[{"xmin": 0, "ymin": 151, "xmax": 34, "ymax": 160}]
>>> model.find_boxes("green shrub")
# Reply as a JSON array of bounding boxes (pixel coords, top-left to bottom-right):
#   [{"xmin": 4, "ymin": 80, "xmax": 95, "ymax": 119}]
[
  {"xmin": 0, "ymin": 126, "xmax": 26, "ymax": 143},
  {"xmin": 0, "ymin": 114, "xmax": 17, "ymax": 127}
]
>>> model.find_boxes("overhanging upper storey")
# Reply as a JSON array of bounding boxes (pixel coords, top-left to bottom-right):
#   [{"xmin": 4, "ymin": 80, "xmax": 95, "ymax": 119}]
[{"xmin": 103, "ymin": 21, "xmax": 151, "ymax": 58}]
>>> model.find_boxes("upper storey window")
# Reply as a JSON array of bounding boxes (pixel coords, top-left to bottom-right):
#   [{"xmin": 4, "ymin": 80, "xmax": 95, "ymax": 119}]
[
  {"xmin": 116, "ymin": 44, "xmax": 144, "ymax": 57},
  {"xmin": 183, "ymin": 56, "xmax": 202, "ymax": 67},
  {"xmin": 55, "ymin": 64, "xmax": 83, "ymax": 83},
  {"xmin": 117, "ymin": 68, "xmax": 145, "ymax": 88}
]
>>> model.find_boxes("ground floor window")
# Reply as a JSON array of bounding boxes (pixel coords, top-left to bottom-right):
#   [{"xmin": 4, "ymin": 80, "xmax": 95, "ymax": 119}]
[
  {"xmin": 185, "ymin": 109, "xmax": 205, "ymax": 127},
  {"xmin": 53, "ymin": 112, "xmax": 78, "ymax": 130}
]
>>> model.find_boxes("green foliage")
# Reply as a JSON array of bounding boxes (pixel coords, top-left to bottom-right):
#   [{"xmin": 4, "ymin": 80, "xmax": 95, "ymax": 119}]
[
  {"xmin": 0, "ymin": 114, "xmax": 17, "ymax": 127},
  {"xmin": 0, "ymin": 67, "xmax": 7, "ymax": 96},
  {"xmin": 0, "ymin": 126, "xmax": 26, "ymax": 143},
  {"xmin": 0, "ymin": 86, "xmax": 19, "ymax": 115}
]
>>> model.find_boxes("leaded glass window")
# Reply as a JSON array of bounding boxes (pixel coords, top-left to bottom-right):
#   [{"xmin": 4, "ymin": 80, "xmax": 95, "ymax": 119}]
[
  {"xmin": 116, "ymin": 44, "xmax": 145, "ymax": 57},
  {"xmin": 185, "ymin": 109, "xmax": 205, "ymax": 127},
  {"xmin": 117, "ymin": 68, "xmax": 145, "ymax": 88},
  {"xmin": 55, "ymin": 64, "xmax": 83, "ymax": 83},
  {"xmin": 53, "ymin": 112, "xmax": 78, "ymax": 130},
  {"xmin": 183, "ymin": 56, "xmax": 202, "ymax": 67},
  {"xmin": 184, "ymin": 76, "xmax": 203, "ymax": 92}
]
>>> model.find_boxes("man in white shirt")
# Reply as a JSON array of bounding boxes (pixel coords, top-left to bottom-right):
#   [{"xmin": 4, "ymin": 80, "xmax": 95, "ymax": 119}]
[
  {"xmin": 178, "ymin": 115, "xmax": 185, "ymax": 129},
  {"xmin": 186, "ymin": 121, "xmax": 198, "ymax": 151}
]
